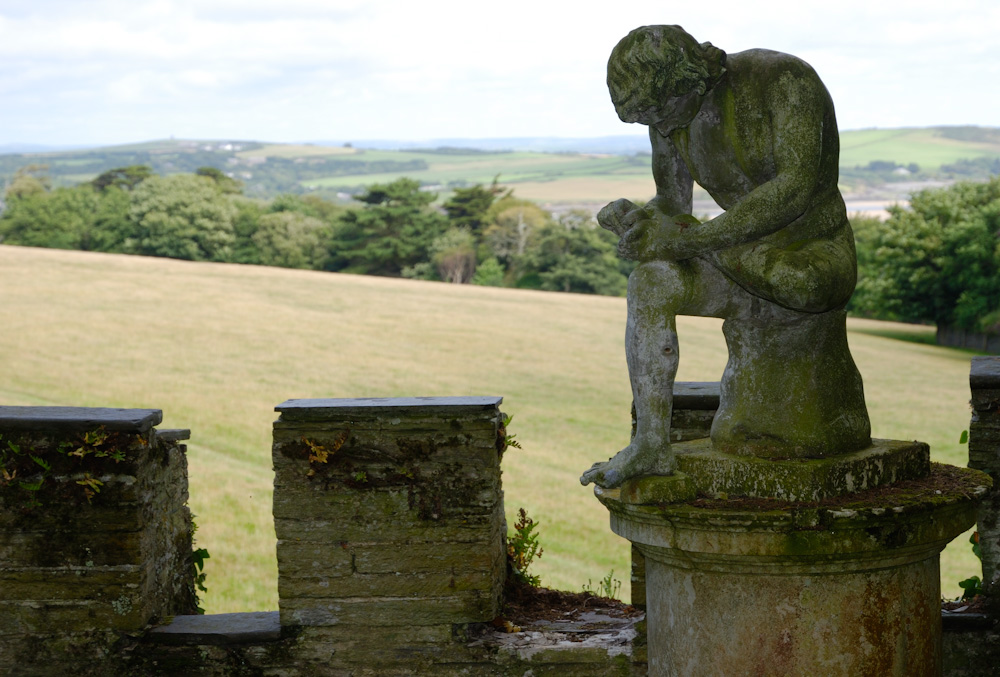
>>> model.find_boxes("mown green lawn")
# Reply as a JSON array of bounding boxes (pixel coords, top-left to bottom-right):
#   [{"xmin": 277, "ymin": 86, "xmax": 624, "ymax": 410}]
[{"xmin": 0, "ymin": 245, "xmax": 983, "ymax": 611}]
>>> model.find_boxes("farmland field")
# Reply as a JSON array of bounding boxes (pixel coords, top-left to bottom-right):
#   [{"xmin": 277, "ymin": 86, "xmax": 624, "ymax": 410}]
[
  {"xmin": 0, "ymin": 245, "xmax": 985, "ymax": 611},
  {"xmin": 839, "ymin": 127, "xmax": 1000, "ymax": 169},
  {"xmin": 4, "ymin": 126, "xmax": 998, "ymax": 204}
]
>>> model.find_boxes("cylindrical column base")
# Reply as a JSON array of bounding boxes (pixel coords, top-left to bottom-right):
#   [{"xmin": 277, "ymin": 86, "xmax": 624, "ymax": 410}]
[
  {"xmin": 643, "ymin": 546, "xmax": 940, "ymax": 676},
  {"xmin": 597, "ymin": 464, "xmax": 989, "ymax": 677}
]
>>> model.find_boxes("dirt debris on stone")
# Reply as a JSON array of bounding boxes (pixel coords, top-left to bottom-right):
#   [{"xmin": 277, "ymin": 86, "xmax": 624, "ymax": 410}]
[{"xmin": 497, "ymin": 580, "xmax": 641, "ymax": 631}]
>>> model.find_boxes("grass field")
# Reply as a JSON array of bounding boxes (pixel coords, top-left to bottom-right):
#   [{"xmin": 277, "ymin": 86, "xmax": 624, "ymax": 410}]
[
  {"xmin": 839, "ymin": 127, "xmax": 1000, "ymax": 169},
  {"xmin": 0, "ymin": 245, "xmax": 984, "ymax": 611}
]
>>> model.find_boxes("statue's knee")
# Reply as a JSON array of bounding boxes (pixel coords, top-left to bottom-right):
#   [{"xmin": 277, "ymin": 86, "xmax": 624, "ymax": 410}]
[{"xmin": 628, "ymin": 261, "xmax": 681, "ymax": 296}]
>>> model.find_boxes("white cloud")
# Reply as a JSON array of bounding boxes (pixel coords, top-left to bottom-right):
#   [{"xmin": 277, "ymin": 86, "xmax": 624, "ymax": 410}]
[{"xmin": 0, "ymin": 0, "xmax": 998, "ymax": 145}]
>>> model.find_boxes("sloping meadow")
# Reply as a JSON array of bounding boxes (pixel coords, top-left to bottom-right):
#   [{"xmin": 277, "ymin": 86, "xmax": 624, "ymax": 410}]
[{"xmin": 0, "ymin": 244, "xmax": 980, "ymax": 611}]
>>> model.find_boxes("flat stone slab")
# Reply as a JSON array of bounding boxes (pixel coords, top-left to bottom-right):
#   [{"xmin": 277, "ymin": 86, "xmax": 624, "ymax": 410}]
[
  {"xmin": 971, "ymin": 356, "xmax": 1000, "ymax": 389},
  {"xmin": 622, "ymin": 438, "xmax": 930, "ymax": 503},
  {"xmin": 672, "ymin": 382, "xmax": 720, "ymax": 410},
  {"xmin": 276, "ymin": 396, "xmax": 503, "ymax": 420},
  {"xmin": 0, "ymin": 406, "xmax": 162, "ymax": 433},
  {"xmin": 147, "ymin": 611, "xmax": 281, "ymax": 645},
  {"xmin": 155, "ymin": 428, "xmax": 191, "ymax": 442}
]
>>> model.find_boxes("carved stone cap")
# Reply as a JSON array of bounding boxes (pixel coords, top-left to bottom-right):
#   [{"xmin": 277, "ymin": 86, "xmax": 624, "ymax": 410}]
[
  {"xmin": 971, "ymin": 356, "xmax": 1000, "ymax": 389},
  {"xmin": 0, "ymin": 406, "xmax": 162, "ymax": 433}
]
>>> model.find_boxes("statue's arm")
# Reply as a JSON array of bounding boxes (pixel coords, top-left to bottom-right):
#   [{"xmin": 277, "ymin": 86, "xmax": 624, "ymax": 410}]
[
  {"xmin": 597, "ymin": 128, "xmax": 693, "ymax": 245},
  {"xmin": 657, "ymin": 74, "xmax": 828, "ymax": 259},
  {"xmin": 647, "ymin": 128, "xmax": 693, "ymax": 216}
]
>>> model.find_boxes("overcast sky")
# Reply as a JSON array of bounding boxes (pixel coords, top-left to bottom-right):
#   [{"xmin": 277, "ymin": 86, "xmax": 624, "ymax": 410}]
[{"xmin": 1, "ymin": 0, "xmax": 998, "ymax": 147}]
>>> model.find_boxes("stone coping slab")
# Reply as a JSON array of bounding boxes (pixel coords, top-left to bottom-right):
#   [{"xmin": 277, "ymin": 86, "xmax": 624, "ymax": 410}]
[
  {"xmin": 971, "ymin": 356, "xmax": 1000, "ymax": 389},
  {"xmin": 155, "ymin": 428, "xmax": 191, "ymax": 442},
  {"xmin": 148, "ymin": 611, "xmax": 281, "ymax": 645},
  {"xmin": 672, "ymin": 381, "xmax": 720, "ymax": 410},
  {"xmin": 0, "ymin": 406, "xmax": 162, "ymax": 433},
  {"xmin": 620, "ymin": 437, "xmax": 931, "ymax": 503},
  {"xmin": 275, "ymin": 396, "xmax": 503, "ymax": 420}
]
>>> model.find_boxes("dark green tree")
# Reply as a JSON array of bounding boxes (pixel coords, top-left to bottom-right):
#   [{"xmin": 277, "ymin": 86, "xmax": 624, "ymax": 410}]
[
  {"xmin": 853, "ymin": 178, "xmax": 1000, "ymax": 331},
  {"xmin": 0, "ymin": 186, "xmax": 95, "ymax": 249},
  {"xmin": 3, "ymin": 164, "xmax": 51, "ymax": 200},
  {"xmin": 127, "ymin": 174, "xmax": 237, "ymax": 261},
  {"xmin": 252, "ymin": 211, "xmax": 328, "ymax": 269},
  {"xmin": 518, "ymin": 211, "xmax": 628, "ymax": 296},
  {"xmin": 443, "ymin": 178, "xmax": 509, "ymax": 236},
  {"xmin": 196, "ymin": 167, "xmax": 244, "ymax": 195},
  {"xmin": 90, "ymin": 165, "xmax": 153, "ymax": 192},
  {"xmin": 327, "ymin": 178, "xmax": 448, "ymax": 276}
]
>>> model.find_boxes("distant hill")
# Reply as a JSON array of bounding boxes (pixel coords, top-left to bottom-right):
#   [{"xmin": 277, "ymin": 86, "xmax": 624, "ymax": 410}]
[
  {"xmin": 1, "ymin": 127, "xmax": 998, "ymax": 202},
  {"xmin": 315, "ymin": 135, "xmax": 651, "ymax": 155}
]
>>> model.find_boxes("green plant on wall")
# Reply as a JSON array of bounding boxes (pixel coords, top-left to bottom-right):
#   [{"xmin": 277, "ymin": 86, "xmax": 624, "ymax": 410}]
[
  {"xmin": 0, "ymin": 427, "xmax": 132, "ymax": 509},
  {"xmin": 507, "ymin": 507, "xmax": 544, "ymax": 586},
  {"xmin": 189, "ymin": 514, "xmax": 211, "ymax": 614},
  {"xmin": 956, "ymin": 430, "xmax": 984, "ymax": 600}
]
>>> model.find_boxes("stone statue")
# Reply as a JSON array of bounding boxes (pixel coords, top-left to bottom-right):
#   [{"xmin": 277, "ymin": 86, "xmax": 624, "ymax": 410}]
[{"xmin": 581, "ymin": 25, "xmax": 870, "ymax": 489}]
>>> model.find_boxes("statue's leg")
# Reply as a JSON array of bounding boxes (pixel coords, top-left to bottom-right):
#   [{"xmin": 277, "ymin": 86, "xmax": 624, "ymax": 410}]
[{"xmin": 581, "ymin": 259, "xmax": 742, "ymax": 488}]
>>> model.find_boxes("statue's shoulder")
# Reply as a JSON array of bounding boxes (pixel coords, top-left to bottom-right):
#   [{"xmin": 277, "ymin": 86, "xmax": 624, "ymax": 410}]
[{"xmin": 727, "ymin": 49, "xmax": 823, "ymax": 82}]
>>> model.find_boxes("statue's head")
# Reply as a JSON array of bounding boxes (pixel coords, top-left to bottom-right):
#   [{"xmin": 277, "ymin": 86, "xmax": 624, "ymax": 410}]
[{"xmin": 608, "ymin": 25, "xmax": 726, "ymax": 126}]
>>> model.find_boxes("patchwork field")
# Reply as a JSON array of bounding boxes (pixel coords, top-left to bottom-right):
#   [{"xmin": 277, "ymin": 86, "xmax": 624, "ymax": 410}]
[
  {"xmin": 6, "ymin": 126, "xmax": 998, "ymax": 204},
  {"xmin": 0, "ymin": 245, "xmax": 983, "ymax": 611}
]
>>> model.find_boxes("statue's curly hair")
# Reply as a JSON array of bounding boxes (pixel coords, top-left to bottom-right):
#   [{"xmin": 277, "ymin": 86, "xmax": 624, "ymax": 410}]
[{"xmin": 607, "ymin": 25, "xmax": 726, "ymax": 116}]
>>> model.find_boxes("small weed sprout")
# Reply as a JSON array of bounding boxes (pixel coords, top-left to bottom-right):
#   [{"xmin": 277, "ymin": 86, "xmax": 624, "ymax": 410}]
[
  {"xmin": 583, "ymin": 570, "xmax": 622, "ymax": 600},
  {"xmin": 507, "ymin": 507, "xmax": 543, "ymax": 586}
]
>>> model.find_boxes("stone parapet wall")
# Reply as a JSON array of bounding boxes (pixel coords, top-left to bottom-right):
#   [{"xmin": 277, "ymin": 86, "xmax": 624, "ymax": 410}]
[
  {"xmin": 969, "ymin": 357, "xmax": 1000, "ymax": 593},
  {"xmin": 7, "ymin": 389, "xmax": 995, "ymax": 675},
  {"xmin": 0, "ymin": 407, "xmax": 195, "ymax": 673}
]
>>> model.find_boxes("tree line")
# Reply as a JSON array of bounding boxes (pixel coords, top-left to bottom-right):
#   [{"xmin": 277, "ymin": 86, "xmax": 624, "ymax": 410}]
[
  {"xmin": 0, "ymin": 165, "xmax": 631, "ymax": 296},
  {"xmin": 849, "ymin": 176, "xmax": 1000, "ymax": 334},
  {"xmin": 2, "ymin": 164, "xmax": 997, "ymax": 332}
]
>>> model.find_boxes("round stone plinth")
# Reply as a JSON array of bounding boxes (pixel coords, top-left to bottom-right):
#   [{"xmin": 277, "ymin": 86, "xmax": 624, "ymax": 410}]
[{"xmin": 596, "ymin": 465, "xmax": 990, "ymax": 677}]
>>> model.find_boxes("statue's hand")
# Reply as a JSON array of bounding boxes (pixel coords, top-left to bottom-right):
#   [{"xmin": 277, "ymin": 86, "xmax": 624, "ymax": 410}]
[
  {"xmin": 619, "ymin": 213, "xmax": 702, "ymax": 262},
  {"xmin": 597, "ymin": 199, "xmax": 646, "ymax": 236}
]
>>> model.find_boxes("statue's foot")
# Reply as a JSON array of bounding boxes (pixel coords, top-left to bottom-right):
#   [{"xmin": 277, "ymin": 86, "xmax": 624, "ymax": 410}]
[{"xmin": 580, "ymin": 441, "xmax": 672, "ymax": 489}]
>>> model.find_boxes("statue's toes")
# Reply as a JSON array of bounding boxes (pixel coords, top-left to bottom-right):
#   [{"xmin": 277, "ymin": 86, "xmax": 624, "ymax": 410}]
[{"xmin": 580, "ymin": 464, "xmax": 606, "ymax": 486}]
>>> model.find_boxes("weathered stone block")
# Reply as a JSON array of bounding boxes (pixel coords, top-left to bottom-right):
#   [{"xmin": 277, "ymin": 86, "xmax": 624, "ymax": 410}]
[
  {"xmin": 279, "ymin": 569, "xmax": 495, "ymax": 599},
  {"xmin": 279, "ymin": 594, "xmax": 497, "ymax": 627},
  {"xmin": 0, "ymin": 407, "xmax": 195, "ymax": 650},
  {"xmin": 273, "ymin": 397, "xmax": 508, "ymax": 632},
  {"xmin": 970, "ymin": 356, "xmax": 1000, "ymax": 594}
]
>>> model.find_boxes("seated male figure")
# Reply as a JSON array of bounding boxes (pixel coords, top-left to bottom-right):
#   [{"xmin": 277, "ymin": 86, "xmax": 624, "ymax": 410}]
[{"xmin": 581, "ymin": 25, "xmax": 860, "ymax": 489}]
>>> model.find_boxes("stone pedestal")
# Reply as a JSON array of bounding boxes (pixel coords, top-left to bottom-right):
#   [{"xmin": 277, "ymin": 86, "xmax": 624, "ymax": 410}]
[{"xmin": 598, "ymin": 389, "xmax": 991, "ymax": 677}]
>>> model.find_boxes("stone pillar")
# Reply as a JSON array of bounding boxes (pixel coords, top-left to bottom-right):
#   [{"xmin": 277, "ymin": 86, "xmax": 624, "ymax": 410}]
[
  {"xmin": 271, "ymin": 396, "xmax": 507, "ymax": 671},
  {"xmin": 0, "ymin": 407, "xmax": 195, "ymax": 668},
  {"xmin": 970, "ymin": 356, "xmax": 1000, "ymax": 594}
]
